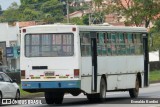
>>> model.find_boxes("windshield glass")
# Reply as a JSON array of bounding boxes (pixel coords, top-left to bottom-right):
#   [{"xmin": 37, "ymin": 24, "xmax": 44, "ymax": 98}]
[{"xmin": 25, "ymin": 33, "xmax": 74, "ymax": 57}]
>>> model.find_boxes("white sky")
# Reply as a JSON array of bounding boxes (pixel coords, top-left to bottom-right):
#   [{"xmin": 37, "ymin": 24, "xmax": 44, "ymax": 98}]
[{"xmin": 0, "ymin": 0, "xmax": 20, "ymax": 10}]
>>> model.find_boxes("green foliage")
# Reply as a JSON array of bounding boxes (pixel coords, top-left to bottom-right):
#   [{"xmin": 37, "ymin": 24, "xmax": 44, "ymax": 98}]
[
  {"xmin": 2, "ymin": 2, "xmax": 20, "ymax": 22},
  {"xmin": 149, "ymin": 19, "xmax": 160, "ymax": 51},
  {"xmin": 1, "ymin": 0, "xmax": 65, "ymax": 23},
  {"xmin": 40, "ymin": 0, "xmax": 64, "ymax": 23},
  {"xmin": 70, "ymin": 17, "xmax": 84, "ymax": 25},
  {"xmin": 0, "ymin": 5, "xmax": 2, "ymax": 15},
  {"xmin": 69, "ymin": 3, "xmax": 89, "ymax": 13},
  {"xmin": 91, "ymin": 12, "xmax": 105, "ymax": 24},
  {"xmin": 107, "ymin": 0, "xmax": 160, "ymax": 28},
  {"xmin": 82, "ymin": 14, "xmax": 89, "ymax": 25},
  {"xmin": 22, "ymin": 8, "xmax": 41, "ymax": 21},
  {"xmin": 0, "ymin": 5, "xmax": 2, "ymax": 11},
  {"xmin": 93, "ymin": 0, "xmax": 103, "ymax": 10}
]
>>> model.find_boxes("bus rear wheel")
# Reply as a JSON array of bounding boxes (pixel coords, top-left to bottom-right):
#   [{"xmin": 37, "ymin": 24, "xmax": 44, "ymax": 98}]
[
  {"xmin": 54, "ymin": 92, "xmax": 64, "ymax": 104},
  {"xmin": 129, "ymin": 77, "xmax": 139, "ymax": 98},
  {"xmin": 45, "ymin": 92, "xmax": 55, "ymax": 104},
  {"xmin": 45, "ymin": 92, "xmax": 64, "ymax": 104}
]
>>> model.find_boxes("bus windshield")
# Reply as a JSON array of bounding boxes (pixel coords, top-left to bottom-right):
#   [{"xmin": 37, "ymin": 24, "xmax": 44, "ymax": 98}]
[{"xmin": 25, "ymin": 33, "xmax": 74, "ymax": 57}]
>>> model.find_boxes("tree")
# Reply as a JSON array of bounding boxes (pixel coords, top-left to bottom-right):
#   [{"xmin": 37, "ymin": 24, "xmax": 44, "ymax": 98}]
[
  {"xmin": 40, "ymin": 0, "xmax": 64, "ymax": 23},
  {"xmin": 69, "ymin": 17, "xmax": 84, "ymax": 25},
  {"xmin": 149, "ymin": 19, "xmax": 160, "ymax": 59},
  {"xmin": 19, "ymin": 0, "xmax": 65, "ymax": 23},
  {"xmin": 2, "ymin": 2, "xmax": 20, "ymax": 22},
  {"xmin": 108, "ymin": 0, "xmax": 160, "ymax": 28},
  {"xmin": 0, "ymin": 5, "xmax": 2, "ymax": 11},
  {"xmin": 90, "ymin": 12, "xmax": 105, "ymax": 24},
  {"xmin": 0, "ymin": 5, "xmax": 2, "ymax": 15},
  {"xmin": 21, "ymin": 7, "xmax": 41, "ymax": 21},
  {"xmin": 82, "ymin": 14, "xmax": 89, "ymax": 25},
  {"xmin": 93, "ymin": 0, "xmax": 103, "ymax": 11}
]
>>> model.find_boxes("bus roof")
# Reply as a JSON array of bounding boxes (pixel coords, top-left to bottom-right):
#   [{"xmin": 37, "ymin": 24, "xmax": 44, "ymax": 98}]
[
  {"xmin": 22, "ymin": 24, "xmax": 147, "ymax": 33},
  {"xmin": 78, "ymin": 25, "xmax": 147, "ymax": 33}
]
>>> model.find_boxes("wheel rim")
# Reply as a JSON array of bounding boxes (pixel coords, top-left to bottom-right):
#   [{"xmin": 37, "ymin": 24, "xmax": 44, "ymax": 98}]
[
  {"xmin": 100, "ymin": 79, "xmax": 106, "ymax": 99},
  {"xmin": 135, "ymin": 79, "xmax": 139, "ymax": 93},
  {"xmin": 16, "ymin": 92, "xmax": 20, "ymax": 100},
  {"xmin": 102, "ymin": 84, "xmax": 106, "ymax": 98}
]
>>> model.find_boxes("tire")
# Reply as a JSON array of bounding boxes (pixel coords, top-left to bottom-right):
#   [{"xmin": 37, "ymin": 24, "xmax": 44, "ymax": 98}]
[
  {"xmin": 87, "ymin": 93, "xmax": 99, "ymax": 102},
  {"xmin": 87, "ymin": 78, "xmax": 106, "ymax": 102},
  {"xmin": 98, "ymin": 78, "xmax": 106, "ymax": 102},
  {"xmin": 44, "ymin": 92, "xmax": 55, "ymax": 104},
  {"xmin": 0, "ymin": 92, "xmax": 2, "ymax": 105},
  {"xmin": 129, "ymin": 77, "xmax": 139, "ymax": 98},
  {"xmin": 15, "ymin": 91, "xmax": 20, "ymax": 100},
  {"xmin": 54, "ymin": 92, "xmax": 64, "ymax": 104}
]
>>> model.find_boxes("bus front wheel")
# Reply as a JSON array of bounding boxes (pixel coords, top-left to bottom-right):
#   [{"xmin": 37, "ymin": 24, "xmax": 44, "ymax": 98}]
[
  {"xmin": 87, "ymin": 78, "xmax": 106, "ymax": 102},
  {"xmin": 129, "ymin": 77, "xmax": 139, "ymax": 98},
  {"xmin": 99, "ymin": 78, "xmax": 106, "ymax": 101}
]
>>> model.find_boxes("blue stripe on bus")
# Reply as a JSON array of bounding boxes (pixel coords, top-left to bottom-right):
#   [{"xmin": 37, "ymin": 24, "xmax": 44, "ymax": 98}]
[{"xmin": 21, "ymin": 80, "xmax": 81, "ymax": 89}]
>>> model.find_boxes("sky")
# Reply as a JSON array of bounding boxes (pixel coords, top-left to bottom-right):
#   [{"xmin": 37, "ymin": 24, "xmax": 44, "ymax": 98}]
[{"xmin": 0, "ymin": 0, "xmax": 20, "ymax": 10}]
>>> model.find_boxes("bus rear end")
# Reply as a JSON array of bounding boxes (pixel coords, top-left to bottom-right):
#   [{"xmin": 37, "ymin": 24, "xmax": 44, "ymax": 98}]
[{"xmin": 20, "ymin": 25, "xmax": 81, "ymax": 96}]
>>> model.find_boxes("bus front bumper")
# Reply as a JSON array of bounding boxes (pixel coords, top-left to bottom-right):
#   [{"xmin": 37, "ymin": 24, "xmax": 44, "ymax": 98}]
[{"xmin": 21, "ymin": 80, "xmax": 81, "ymax": 90}]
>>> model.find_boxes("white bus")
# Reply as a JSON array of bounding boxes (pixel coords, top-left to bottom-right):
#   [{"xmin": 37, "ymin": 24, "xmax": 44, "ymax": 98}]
[{"xmin": 20, "ymin": 24, "xmax": 149, "ymax": 104}]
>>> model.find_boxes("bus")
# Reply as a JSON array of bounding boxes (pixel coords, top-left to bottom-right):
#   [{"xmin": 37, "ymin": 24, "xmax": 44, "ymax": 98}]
[{"xmin": 20, "ymin": 24, "xmax": 149, "ymax": 104}]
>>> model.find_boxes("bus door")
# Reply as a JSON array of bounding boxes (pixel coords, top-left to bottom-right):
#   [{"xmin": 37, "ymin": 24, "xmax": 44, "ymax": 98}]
[
  {"xmin": 143, "ymin": 33, "xmax": 149, "ymax": 87},
  {"xmin": 90, "ymin": 32, "xmax": 97, "ymax": 92}
]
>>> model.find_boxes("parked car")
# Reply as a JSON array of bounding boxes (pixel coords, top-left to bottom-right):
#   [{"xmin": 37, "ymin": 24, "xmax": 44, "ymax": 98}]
[{"xmin": 0, "ymin": 72, "xmax": 20, "ymax": 104}]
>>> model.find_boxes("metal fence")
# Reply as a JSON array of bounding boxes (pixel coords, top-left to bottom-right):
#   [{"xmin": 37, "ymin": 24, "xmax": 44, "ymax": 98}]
[
  {"xmin": 150, "ymin": 61, "xmax": 160, "ymax": 71},
  {"xmin": 5, "ymin": 72, "xmax": 20, "ymax": 84}
]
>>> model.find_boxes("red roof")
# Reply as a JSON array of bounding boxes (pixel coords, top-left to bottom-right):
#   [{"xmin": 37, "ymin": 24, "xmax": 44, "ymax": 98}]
[{"xmin": 18, "ymin": 21, "xmax": 36, "ymax": 28}]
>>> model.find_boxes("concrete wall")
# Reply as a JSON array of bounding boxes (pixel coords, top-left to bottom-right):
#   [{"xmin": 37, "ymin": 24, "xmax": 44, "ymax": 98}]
[{"xmin": 0, "ymin": 23, "xmax": 19, "ymax": 47}]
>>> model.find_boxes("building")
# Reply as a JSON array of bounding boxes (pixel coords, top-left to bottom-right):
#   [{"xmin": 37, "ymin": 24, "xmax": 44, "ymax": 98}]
[{"xmin": 0, "ymin": 23, "xmax": 20, "ymax": 71}]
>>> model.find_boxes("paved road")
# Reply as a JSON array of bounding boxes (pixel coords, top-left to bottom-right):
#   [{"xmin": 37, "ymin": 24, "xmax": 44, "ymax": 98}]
[{"xmin": 3, "ymin": 83, "xmax": 160, "ymax": 107}]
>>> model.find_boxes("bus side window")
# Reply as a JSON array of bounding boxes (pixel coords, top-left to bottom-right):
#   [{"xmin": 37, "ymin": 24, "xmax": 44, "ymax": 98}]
[
  {"xmin": 135, "ymin": 33, "xmax": 143, "ymax": 55},
  {"xmin": 106, "ymin": 33, "xmax": 111, "ymax": 56},
  {"xmin": 118, "ymin": 33, "xmax": 126, "ymax": 55},
  {"xmin": 111, "ymin": 33, "xmax": 116, "ymax": 55},
  {"xmin": 130, "ymin": 33, "xmax": 135, "ymax": 54},
  {"xmin": 133, "ymin": 33, "xmax": 137, "ymax": 43},
  {"xmin": 80, "ymin": 32, "xmax": 91, "ymax": 56},
  {"xmin": 97, "ymin": 32, "xmax": 106, "ymax": 56},
  {"xmin": 126, "ymin": 33, "xmax": 132, "ymax": 55}
]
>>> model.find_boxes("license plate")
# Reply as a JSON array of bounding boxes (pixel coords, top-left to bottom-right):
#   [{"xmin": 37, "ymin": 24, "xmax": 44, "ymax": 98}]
[{"xmin": 45, "ymin": 71, "xmax": 55, "ymax": 76}]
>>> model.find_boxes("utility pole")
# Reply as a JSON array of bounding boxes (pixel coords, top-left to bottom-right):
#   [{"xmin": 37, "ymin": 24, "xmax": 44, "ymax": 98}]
[
  {"xmin": 66, "ymin": 0, "xmax": 70, "ymax": 23},
  {"xmin": 89, "ymin": 1, "xmax": 92, "ymax": 25}
]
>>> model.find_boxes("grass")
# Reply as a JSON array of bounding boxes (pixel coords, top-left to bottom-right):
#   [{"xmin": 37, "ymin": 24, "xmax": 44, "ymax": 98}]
[
  {"xmin": 19, "ymin": 84, "xmax": 43, "ymax": 98},
  {"xmin": 149, "ymin": 70, "xmax": 160, "ymax": 82},
  {"xmin": 19, "ymin": 71, "xmax": 160, "ymax": 98}
]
